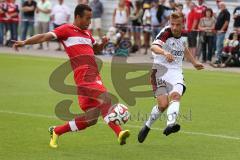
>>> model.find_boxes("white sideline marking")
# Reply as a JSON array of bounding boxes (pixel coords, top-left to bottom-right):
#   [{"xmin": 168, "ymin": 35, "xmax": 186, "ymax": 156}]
[{"xmin": 0, "ymin": 110, "xmax": 240, "ymax": 141}]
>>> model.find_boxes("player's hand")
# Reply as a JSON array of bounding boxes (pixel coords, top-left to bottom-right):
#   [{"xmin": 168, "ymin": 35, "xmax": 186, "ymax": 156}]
[
  {"xmin": 164, "ymin": 52, "xmax": 175, "ymax": 62},
  {"xmin": 12, "ymin": 40, "xmax": 25, "ymax": 51},
  {"xmin": 193, "ymin": 62, "xmax": 204, "ymax": 70},
  {"xmin": 101, "ymin": 36, "xmax": 109, "ymax": 46}
]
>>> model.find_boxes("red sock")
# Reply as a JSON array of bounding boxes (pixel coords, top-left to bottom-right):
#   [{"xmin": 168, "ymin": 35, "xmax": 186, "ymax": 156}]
[
  {"xmin": 74, "ymin": 116, "xmax": 88, "ymax": 131},
  {"xmin": 99, "ymin": 102, "xmax": 122, "ymax": 137},
  {"xmin": 108, "ymin": 121, "xmax": 122, "ymax": 136},
  {"xmin": 54, "ymin": 123, "xmax": 71, "ymax": 136},
  {"xmin": 54, "ymin": 116, "xmax": 89, "ymax": 136}
]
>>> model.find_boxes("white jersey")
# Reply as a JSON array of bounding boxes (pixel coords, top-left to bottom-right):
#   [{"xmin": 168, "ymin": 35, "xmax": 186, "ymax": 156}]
[
  {"xmin": 152, "ymin": 26, "xmax": 187, "ymax": 71},
  {"xmin": 114, "ymin": 8, "xmax": 128, "ymax": 24}
]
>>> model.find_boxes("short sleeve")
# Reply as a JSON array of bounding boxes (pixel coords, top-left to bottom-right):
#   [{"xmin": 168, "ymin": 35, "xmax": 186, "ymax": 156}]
[
  {"xmin": 50, "ymin": 25, "xmax": 68, "ymax": 40},
  {"xmin": 152, "ymin": 28, "xmax": 171, "ymax": 47},
  {"xmin": 225, "ymin": 11, "xmax": 230, "ymax": 22}
]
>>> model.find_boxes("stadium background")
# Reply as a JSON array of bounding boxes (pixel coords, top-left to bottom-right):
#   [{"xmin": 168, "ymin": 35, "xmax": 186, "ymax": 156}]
[{"xmin": 14, "ymin": 0, "xmax": 240, "ymax": 34}]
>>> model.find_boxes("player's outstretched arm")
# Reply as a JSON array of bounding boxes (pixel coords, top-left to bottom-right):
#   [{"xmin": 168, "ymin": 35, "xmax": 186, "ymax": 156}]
[
  {"xmin": 151, "ymin": 45, "xmax": 175, "ymax": 62},
  {"xmin": 12, "ymin": 32, "xmax": 54, "ymax": 51},
  {"xmin": 184, "ymin": 47, "xmax": 204, "ymax": 70}
]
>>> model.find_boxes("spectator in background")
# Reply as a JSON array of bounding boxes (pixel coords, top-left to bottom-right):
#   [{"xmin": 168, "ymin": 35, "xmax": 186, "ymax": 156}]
[
  {"xmin": 183, "ymin": 0, "xmax": 191, "ymax": 16},
  {"xmin": 214, "ymin": 0, "xmax": 222, "ymax": 17},
  {"xmin": 198, "ymin": 8, "xmax": 215, "ymax": 63},
  {"xmin": 157, "ymin": 0, "xmax": 170, "ymax": 25},
  {"xmin": 0, "ymin": 0, "xmax": 7, "ymax": 46},
  {"xmin": 5, "ymin": 0, "xmax": 19, "ymax": 46},
  {"xmin": 36, "ymin": 0, "xmax": 51, "ymax": 49},
  {"xmin": 142, "ymin": 2, "xmax": 151, "ymax": 54},
  {"xmin": 125, "ymin": 0, "xmax": 133, "ymax": 14},
  {"xmin": 187, "ymin": 2, "xmax": 197, "ymax": 57},
  {"xmin": 176, "ymin": 3, "xmax": 186, "ymax": 26},
  {"xmin": 214, "ymin": 2, "xmax": 230, "ymax": 65},
  {"xmin": 78, "ymin": 0, "xmax": 88, "ymax": 4},
  {"xmin": 194, "ymin": 0, "xmax": 207, "ymax": 22},
  {"xmin": 89, "ymin": 0, "xmax": 103, "ymax": 38},
  {"xmin": 176, "ymin": 3, "xmax": 183, "ymax": 14},
  {"xmin": 51, "ymin": 0, "xmax": 70, "ymax": 51},
  {"xmin": 151, "ymin": 0, "xmax": 169, "ymax": 40},
  {"xmin": 112, "ymin": 0, "xmax": 129, "ymax": 32},
  {"xmin": 150, "ymin": 0, "xmax": 160, "ymax": 40},
  {"xmin": 212, "ymin": 32, "xmax": 240, "ymax": 67},
  {"xmin": 233, "ymin": 5, "xmax": 240, "ymax": 33},
  {"xmin": 130, "ymin": 0, "xmax": 143, "ymax": 53},
  {"xmin": 168, "ymin": 0, "xmax": 176, "ymax": 13},
  {"xmin": 21, "ymin": 0, "xmax": 37, "ymax": 41},
  {"xmin": 182, "ymin": 0, "xmax": 191, "ymax": 31},
  {"xmin": 193, "ymin": 0, "xmax": 207, "ymax": 58}
]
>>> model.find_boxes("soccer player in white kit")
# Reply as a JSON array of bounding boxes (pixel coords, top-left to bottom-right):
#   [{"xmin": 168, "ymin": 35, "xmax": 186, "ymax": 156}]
[{"xmin": 138, "ymin": 12, "xmax": 204, "ymax": 143}]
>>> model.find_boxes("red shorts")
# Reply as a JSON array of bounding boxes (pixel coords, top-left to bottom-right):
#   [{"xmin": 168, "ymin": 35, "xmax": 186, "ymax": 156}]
[{"xmin": 77, "ymin": 81, "xmax": 107, "ymax": 112}]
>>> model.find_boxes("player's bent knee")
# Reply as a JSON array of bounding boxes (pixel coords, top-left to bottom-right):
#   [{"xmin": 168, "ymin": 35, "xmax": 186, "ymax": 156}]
[
  {"xmin": 98, "ymin": 92, "xmax": 111, "ymax": 103},
  {"xmin": 157, "ymin": 101, "xmax": 169, "ymax": 111},
  {"xmin": 170, "ymin": 92, "xmax": 181, "ymax": 101}
]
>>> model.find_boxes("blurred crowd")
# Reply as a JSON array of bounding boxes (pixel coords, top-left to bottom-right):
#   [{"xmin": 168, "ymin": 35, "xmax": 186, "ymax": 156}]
[{"xmin": 0, "ymin": 0, "xmax": 240, "ymax": 67}]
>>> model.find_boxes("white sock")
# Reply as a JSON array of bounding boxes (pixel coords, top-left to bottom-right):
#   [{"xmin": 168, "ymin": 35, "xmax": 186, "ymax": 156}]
[
  {"xmin": 145, "ymin": 105, "xmax": 161, "ymax": 128},
  {"xmin": 167, "ymin": 101, "xmax": 180, "ymax": 126}
]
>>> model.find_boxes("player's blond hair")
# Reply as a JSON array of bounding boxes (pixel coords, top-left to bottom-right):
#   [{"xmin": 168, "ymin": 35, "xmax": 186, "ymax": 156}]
[{"xmin": 170, "ymin": 12, "xmax": 184, "ymax": 20}]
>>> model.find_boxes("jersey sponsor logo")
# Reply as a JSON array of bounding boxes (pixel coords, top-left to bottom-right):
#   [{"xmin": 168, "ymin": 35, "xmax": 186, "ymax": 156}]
[
  {"xmin": 171, "ymin": 50, "xmax": 184, "ymax": 57},
  {"xmin": 63, "ymin": 36, "xmax": 92, "ymax": 47}
]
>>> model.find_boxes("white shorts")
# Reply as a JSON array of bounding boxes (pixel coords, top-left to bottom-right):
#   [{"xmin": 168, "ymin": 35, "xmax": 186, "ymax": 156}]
[
  {"xmin": 151, "ymin": 64, "xmax": 186, "ymax": 97},
  {"xmin": 89, "ymin": 18, "xmax": 102, "ymax": 30}
]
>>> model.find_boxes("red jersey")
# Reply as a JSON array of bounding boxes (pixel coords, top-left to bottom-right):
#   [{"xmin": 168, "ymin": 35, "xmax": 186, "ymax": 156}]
[
  {"xmin": 193, "ymin": 5, "xmax": 207, "ymax": 29},
  {"xmin": 50, "ymin": 24, "xmax": 102, "ymax": 86},
  {"xmin": 194, "ymin": 5, "xmax": 207, "ymax": 20},
  {"xmin": 187, "ymin": 9, "xmax": 196, "ymax": 31},
  {"xmin": 6, "ymin": 2, "xmax": 19, "ymax": 23},
  {"xmin": 0, "ymin": 2, "xmax": 7, "ymax": 22}
]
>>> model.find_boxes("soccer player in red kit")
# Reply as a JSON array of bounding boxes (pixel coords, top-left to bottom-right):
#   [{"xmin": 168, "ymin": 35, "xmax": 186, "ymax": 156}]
[{"xmin": 12, "ymin": 4, "xmax": 130, "ymax": 148}]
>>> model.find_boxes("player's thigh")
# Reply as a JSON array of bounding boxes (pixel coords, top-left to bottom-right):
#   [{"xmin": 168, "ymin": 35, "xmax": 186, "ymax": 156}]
[{"xmin": 78, "ymin": 82, "xmax": 110, "ymax": 110}]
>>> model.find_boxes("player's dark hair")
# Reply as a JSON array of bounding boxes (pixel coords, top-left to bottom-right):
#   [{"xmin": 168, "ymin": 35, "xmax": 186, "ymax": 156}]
[
  {"xmin": 204, "ymin": 8, "xmax": 213, "ymax": 17},
  {"xmin": 74, "ymin": 4, "xmax": 92, "ymax": 18}
]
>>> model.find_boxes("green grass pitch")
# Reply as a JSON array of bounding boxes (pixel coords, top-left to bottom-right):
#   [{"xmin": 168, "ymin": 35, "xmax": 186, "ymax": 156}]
[{"xmin": 0, "ymin": 53, "xmax": 239, "ymax": 160}]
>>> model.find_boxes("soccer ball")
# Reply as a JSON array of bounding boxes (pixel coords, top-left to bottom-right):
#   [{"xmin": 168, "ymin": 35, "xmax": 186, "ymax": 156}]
[{"xmin": 107, "ymin": 103, "xmax": 130, "ymax": 125}]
